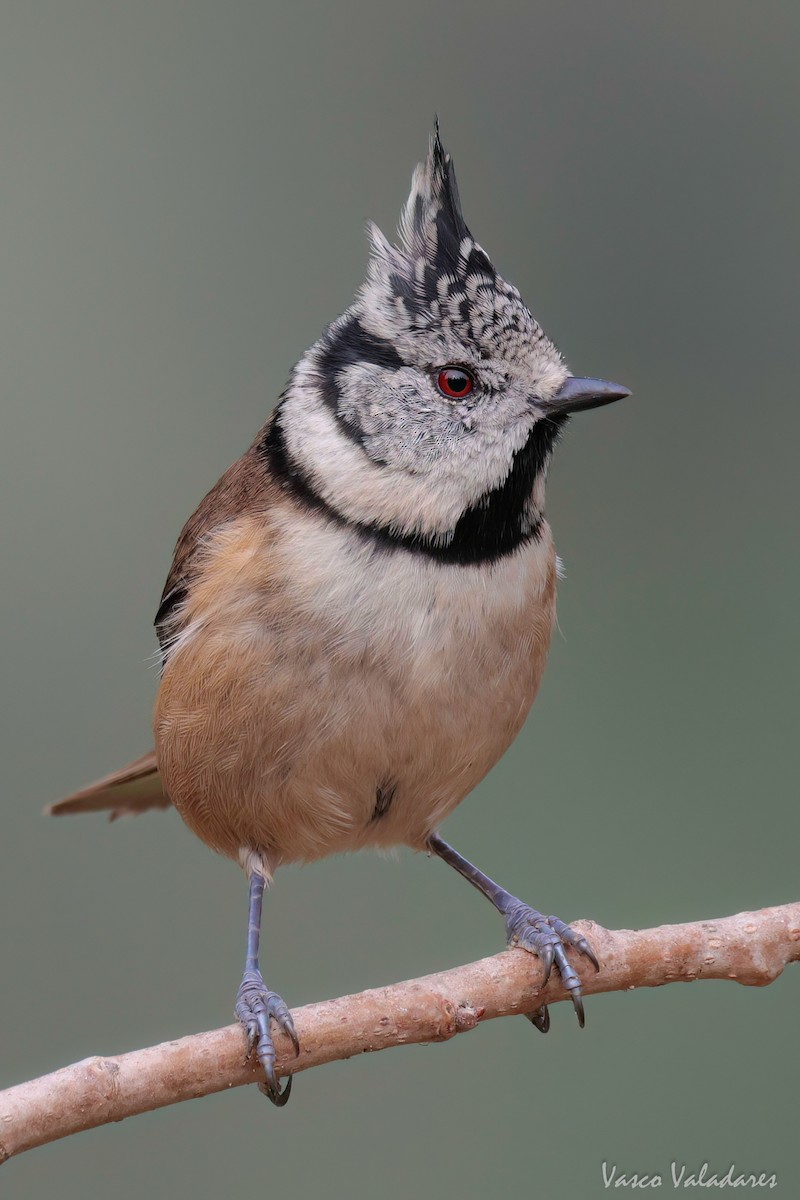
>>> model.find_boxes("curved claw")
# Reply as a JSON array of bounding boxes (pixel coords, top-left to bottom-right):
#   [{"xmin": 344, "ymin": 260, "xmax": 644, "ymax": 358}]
[
  {"xmin": 538, "ymin": 942, "xmax": 555, "ymax": 985},
  {"xmin": 505, "ymin": 903, "xmax": 598, "ymax": 1028},
  {"xmin": 235, "ymin": 970, "xmax": 298, "ymax": 1105},
  {"xmin": 549, "ymin": 940, "xmax": 586, "ymax": 1027},
  {"xmin": 524, "ymin": 1005, "xmax": 550, "ymax": 1033},
  {"xmin": 580, "ymin": 941, "xmax": 600, "ymax": 973},
  {"xmin": 548, "ymin": 915, "xmax": 600, "ymax": 972},
  {"xmin": 264, "ymin": 991, "xmax": 300, "ymax": 1057},
  {"xmin": 277, "ymin": 1010, "xmax": 301, "ymax": 1058},
  {"xmin": 259, "ymin": 1074, "xmax": 293, "ymax": 1107}
]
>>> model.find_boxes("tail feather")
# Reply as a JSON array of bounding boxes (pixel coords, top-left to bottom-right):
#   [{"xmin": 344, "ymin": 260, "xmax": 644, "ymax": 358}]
[{"xmin": 47, "ymin": 750, "xmax": 172, "ymax": 820}]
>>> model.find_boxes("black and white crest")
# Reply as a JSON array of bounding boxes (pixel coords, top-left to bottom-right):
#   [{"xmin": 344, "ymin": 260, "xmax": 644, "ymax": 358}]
[
  {"xmin": 397, "ymin": 122, "xmax": 488, "ymax": 280},
  {"xmin": 359, "ymin": 124, "xmax": 556, "ymax": 377},
  {"xmin": 269, "ymin": 127, "xmax": 570, "ymax": 566}
]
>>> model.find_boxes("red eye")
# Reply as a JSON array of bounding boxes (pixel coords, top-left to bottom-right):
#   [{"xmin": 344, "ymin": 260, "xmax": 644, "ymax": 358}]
[{"xmin": 436, "ymin": 367, "xmax": 475, "ymax": 399}]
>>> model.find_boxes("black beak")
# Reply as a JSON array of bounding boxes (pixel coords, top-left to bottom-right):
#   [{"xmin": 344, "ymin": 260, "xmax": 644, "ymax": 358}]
[{"xmin": 544, "ymin": 376, "xmax": 631, "ymax": 416}]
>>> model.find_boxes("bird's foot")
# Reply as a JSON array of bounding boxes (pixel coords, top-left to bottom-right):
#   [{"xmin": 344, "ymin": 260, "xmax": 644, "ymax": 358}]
[
  {"xmin": 235, "ymin": 969, "xmax": 299, "ymax": 1106},
  {"xmin": 503, "ymin": 902, "xmax": 599, "ymax": 1030}
]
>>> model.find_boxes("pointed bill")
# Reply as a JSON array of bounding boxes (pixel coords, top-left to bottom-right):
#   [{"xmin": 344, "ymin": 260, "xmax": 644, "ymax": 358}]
[{"xmin": 544, "ymin": 376, "xmax": 631, "ymax": 415}]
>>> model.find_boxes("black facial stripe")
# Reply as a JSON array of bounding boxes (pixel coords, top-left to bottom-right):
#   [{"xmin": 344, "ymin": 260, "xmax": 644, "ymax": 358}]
[
  {"xmin": 260, "ymin": 411, "xmax": 563, "ymax": 567},
  {"xmin": 316, "ymin": 316, "xmax": 404, "ymax": 449},
  {"xmin": 441, "ymin": 416, "xmax": 563, "ymax": 561}
]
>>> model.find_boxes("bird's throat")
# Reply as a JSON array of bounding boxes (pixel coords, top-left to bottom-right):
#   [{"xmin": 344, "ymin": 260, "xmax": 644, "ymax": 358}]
[{"xmin": 260, "ymin": 413, "xmax": 561, "ymax": 566}]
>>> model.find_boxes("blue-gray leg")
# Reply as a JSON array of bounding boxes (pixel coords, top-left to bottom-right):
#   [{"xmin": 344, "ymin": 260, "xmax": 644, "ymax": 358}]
[
  {"xmin": 234, "ymin": 872, "xmax": 299, "ymax": 1105},
  {"xmin": 427, "ymin": 833, "xmax": 599, "ymax": 1029}
]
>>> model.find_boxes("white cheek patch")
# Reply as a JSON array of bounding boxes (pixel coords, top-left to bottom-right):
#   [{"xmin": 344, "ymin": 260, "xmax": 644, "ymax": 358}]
[
  {"xmin": 335, "ymin": 362, "xmax": 456, "ymax": 454},
  {"xmin": 282, "ymin": 370, "xmax": 535, "ymax": 541},
  {"xmin": 283, "ymin": 386, "xmax": 467, "ymax": 536}
]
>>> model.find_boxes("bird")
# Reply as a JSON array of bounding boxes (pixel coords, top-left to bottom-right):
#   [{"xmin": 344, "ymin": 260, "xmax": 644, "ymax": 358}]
[{"xmin": 51, "ymin": 125, "xmax": 630, "ymax": 1105}]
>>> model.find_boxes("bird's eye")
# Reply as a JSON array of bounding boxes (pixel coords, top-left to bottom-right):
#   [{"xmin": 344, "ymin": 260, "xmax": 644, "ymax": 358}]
[{"xmin": 436, "ymin": 367, "xmax": 475, "ymax": 399}]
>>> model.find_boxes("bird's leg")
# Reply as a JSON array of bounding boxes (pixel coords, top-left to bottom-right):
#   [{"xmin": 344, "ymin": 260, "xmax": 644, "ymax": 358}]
[
  {"xmin": 427, "ymin": 833, "xmax": 599, "ymax": 1030},
  {"xmin": 234, "ymin": 871, "xmax": 299, "ymax": 1106}
]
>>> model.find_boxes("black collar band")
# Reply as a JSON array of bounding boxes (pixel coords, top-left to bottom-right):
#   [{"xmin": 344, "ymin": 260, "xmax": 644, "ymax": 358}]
[{"xmin": 260, "ymin": 413, "xmax": 562, "ymax": 567}]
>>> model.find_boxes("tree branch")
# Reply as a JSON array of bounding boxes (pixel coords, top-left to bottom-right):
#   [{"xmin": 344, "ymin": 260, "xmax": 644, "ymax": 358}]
[{"xmin": 1, "ymin": 901, "xmax": 798, "ymax": 1162}]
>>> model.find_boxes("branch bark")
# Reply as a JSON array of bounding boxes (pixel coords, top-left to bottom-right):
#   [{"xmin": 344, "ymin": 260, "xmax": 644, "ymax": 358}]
[{"xmin": 2, "ymin": 901, "xmax": 798, "ymax": 1162}]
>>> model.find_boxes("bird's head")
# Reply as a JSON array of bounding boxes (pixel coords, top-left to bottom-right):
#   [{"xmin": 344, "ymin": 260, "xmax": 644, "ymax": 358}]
[{"xmin": 270, "ymin": 126, "xmax": 629, "ymax": 564}]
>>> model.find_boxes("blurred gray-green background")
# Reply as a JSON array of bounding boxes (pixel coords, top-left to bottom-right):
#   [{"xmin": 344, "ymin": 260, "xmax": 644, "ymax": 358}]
[{"xmin": 2, "ymin": 2, "xmax": 798, "ymax": 1196}]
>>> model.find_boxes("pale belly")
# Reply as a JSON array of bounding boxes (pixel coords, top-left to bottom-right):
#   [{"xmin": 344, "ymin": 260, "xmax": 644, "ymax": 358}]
[{"xmin": 154, "ymin": 513, "xmax": 557, "ymax": 874}]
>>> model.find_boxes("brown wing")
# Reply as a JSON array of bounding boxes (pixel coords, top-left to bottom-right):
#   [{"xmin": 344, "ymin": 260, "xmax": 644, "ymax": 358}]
[
  {"xmin": 47, "ymin": 750, "xmax": 171, "ymax": 820},
  {"xmin": 51, "ymin": 418, "xmax": 280, "ymax": 821},
  {"xmin": 155, "ymin": 422, "xmax": 277, "ymax": 654}
]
